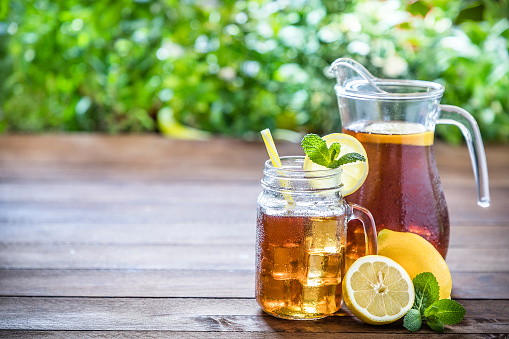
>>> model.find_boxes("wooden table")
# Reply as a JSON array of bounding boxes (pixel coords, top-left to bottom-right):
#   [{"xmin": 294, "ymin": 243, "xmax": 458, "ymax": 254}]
[{"xmin": 0, "ymin": 134, "xmax": 508, "ymax": 337}]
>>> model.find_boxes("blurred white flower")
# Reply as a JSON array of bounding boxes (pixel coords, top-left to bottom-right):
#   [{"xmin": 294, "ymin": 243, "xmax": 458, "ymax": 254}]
[
  {"xmin": 278, "ymin": 25, "xmax": 306, "ymax": 49},
  {"xmin": 242, "ymin": 61, "xmax": 261, "ymax": 77},
  {"xmin": 275, "ymin": 63, "xmax": 308, "ymax": 83},
  {"xmin": 440, "ymin": 30, "xmax": 480, "ymax": 58},
  {"xmin": 348, "ymin": 41, "xmax": 370, "ymax": 56},
  {"xmin": 218, "ymin": 67, "xmax": 237, "ymax": 81},
  {"xmin": 339, "ymin": 14, "xmax": 361, "ymax": 33},
  {"xmin": 157, "ymin": 40, "xmax": 185, "ymax": 60},
  {"xmin": 257, "ymin": 21, "xmax": 274, "ymax": 38},
  {"xmin": 383, "ymin": 55, "xmax": 408, "ymax": 78},
  {"xmin": 318, "ymin": 24, "xmax": 342, "ymax": 43}
]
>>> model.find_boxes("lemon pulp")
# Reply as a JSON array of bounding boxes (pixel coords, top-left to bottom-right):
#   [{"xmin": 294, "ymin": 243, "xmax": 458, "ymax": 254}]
[{"xmin": 342, "ymin": 255, "xmax": 415, "ymax": 325}]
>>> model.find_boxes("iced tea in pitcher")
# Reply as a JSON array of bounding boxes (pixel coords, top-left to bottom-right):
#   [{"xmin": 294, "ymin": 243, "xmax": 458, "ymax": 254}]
[
  {"xmin": 344, "ymin": 121, "xmax": 449, "ymax": 257},
  {"xmin": 331, "ymin": 58, "xmax": 490, "ymax": 259}
]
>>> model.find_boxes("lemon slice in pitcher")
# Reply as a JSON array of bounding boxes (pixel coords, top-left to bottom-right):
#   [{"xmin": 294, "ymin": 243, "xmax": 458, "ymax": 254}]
[
  {"xmin": 342, "ymin": 255, "xmax": 415, "ymax": 325},
  {"xmin": 303, "ymin": 133, "xmax": 368, "ymax": 196}
]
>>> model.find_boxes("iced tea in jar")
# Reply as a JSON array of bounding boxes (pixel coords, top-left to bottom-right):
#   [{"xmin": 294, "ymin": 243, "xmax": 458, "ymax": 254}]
[{"xmin": 256, "ymin": 156, "xmax": 377, "ymax": 320}]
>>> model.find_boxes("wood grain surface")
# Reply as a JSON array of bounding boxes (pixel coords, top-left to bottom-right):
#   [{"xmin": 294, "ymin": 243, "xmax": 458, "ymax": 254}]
[{"xmin": 0, "ymin": 134, "xmax": 508, "ymax": 337}]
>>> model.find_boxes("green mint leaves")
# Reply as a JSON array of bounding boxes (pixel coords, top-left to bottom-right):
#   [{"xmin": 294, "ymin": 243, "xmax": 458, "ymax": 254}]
[
  {"xmin": 425, "ymin": 300, "xmax": 466, "ymax": 325},
  {"xmin": 301, "ymin": 134, "xmax": 365, "ymax": 169},
  {"xmin": 412, "ymin": 272, "xmax": 440, "ymax": 313},
  {"xmin": 404, "ymin": 272, "xmax": 466, "ymax": 333},
  {"xmin": 403, "ymin": 309, "xmax": 422, "ymax": 332}
]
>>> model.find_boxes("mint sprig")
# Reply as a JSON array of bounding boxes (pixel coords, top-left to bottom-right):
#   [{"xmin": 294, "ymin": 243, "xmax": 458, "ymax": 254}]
[
  {"xmin": 404, "ymin": 272, "xmax": 466, "ymax": 333},
  {"xmin": 412, "ymin": 272, "xmax": 440, "ymax": 314},
  {"xmin": 301, "ymin": 134, "xmax": 365, "ymax": 169},
  {"xmin": 426, "ymin": 315, "xmax": 445, "ymax": 332},
  {"xmin": 403, "ymin": 309, "xmax": 422, "ymax": 332},
  {"xmin": 424, "ymin": 299, "xmax": 466, "ymax": 325}
]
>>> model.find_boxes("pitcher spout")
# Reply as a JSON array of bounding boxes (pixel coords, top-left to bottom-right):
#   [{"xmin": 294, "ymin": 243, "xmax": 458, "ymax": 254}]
[{"xmin": 330, "ymin": 58, "xmax": 386, "ymax": 94}]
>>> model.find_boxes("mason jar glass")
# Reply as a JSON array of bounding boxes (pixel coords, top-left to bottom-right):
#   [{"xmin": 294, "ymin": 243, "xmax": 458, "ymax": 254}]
[{"xmin": 256, "ymin": 156, "xmax": 377, "ymax": 320}]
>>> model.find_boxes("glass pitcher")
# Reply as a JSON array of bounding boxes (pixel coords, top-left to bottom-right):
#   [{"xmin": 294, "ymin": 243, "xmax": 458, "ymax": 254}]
[
  {"xmin": 330, "ymin": 58, "xmax": 490, "ymax": 259},
  {"xmin": 256, "ymin": 156, "xmax": 377, "ymax": 320}
]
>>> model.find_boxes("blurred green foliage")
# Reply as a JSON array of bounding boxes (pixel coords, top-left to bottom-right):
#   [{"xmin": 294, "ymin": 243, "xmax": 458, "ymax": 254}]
[{"xmin": 0, "ymin": 0, "xmax": 508, "ymax": 143}]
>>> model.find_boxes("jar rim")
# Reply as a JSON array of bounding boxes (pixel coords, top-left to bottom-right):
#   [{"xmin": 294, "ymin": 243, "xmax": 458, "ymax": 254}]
[
  {"xmin": 262, "ymin": 156, "xmax": 344, "ymax": 194},
  {"xmin": 263, "ymin": 156, "xmax": 343, "ymax": 177}
]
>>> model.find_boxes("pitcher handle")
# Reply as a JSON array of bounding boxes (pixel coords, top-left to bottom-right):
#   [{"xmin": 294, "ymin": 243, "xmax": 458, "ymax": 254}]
[
  {"xmin": 437, "ymin": 104, "xmax": 490, "ymax": 207},
  {"xmin": 347, "ymin": 203, "xmax": 378, "ymax": 255}
]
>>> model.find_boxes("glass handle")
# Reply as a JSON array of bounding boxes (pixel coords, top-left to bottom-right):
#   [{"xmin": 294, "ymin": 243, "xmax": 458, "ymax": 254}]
[
  {"xmin": 348, "ymin": 203, "xmax": 378, "ymax": 255},
  {"xmin": 437, "ymin": 105, "xmax": 491, "ymax": 207}
]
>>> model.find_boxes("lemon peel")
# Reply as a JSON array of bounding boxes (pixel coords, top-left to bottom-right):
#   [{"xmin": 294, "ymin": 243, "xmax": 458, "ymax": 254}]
[{"xmin": 377, "ymin": 229, "xmax": 452, "ymax": 300}]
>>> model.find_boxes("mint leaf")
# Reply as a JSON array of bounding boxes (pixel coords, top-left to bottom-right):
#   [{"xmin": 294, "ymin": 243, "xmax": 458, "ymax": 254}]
[
  {"xmin": 425, "ymin": 299, "xmax": 466, "ymax": 325},
  {"xmin": 426, "ymin": 315, "xmax": 445, "ymax": 333},
  {"xmin": 403, "ymin": 272, "xmax": 466, "ymax": 333},
  {"xmin": 329, "ymin": 142, "xmax": 341, "ymax": 162},
  {"xmin": 301, "ymin": 134, "xmax": 330, "ymax": 167},
  {"xmin": 412, "ymin": 272, "xmax": 440, "ymax": 316},
  {"xmin": 424, "ymin": 305, "xmax": 439, "ymax": 317},
  {"xmin": 301, "ymin": 134, "xmax": 366, "ymax": 169},
  {"xmin": 403, "ymin": 309, "xmax": 422, "ymax": 332},
  {"xmin": 329, "ymin": 152, "xmax": 366, "ymax": 168}
]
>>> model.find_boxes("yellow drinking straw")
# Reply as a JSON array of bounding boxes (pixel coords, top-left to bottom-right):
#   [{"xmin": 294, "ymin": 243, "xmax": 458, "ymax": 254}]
[
  {"xmin": 260, "ymin": 128, "xmax": 283, "ymax": 168},
  {"xmin": 260, "ymin": 129, "xmax": 294, "ymax": 207}
]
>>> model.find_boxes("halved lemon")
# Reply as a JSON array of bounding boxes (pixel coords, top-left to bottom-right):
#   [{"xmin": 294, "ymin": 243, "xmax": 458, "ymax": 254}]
[
  {"xmin": 342, "ymin": 255, "xmax": 415, "ymax": 325},
  {"xmin": 303, "ymin": 133, "xmax": 368, "ymax": 196}
]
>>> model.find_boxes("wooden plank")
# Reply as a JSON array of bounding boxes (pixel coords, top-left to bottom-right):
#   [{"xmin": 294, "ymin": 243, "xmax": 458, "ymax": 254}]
[
  {"xmin": 444, "ymin": 188, "xmax": 509, "ymax": 225},
  {"xmin": 1, "ymin": 161, "xmax": 506, "ymax": 186},
  {"xmin": 435, "ymin": 143, "xmax": 509, "ymax": 177},
  {"xmin": 0, "ymin": 269, "xmax": 254, "ymax": 298},
  {"xmin": 1, "ymin": 182, "xmax": 507, "ymax": 216},
  {"xmin": 3, "ymin": 161, "xmax": 505, "ymax": 185},
  {"xmin": 446, "ymin": 248, "xmax": 509, "ymax": 272},
  {"xmin": 0, "ymin": 135, "xmax": 272, "ymax": 163},
  {"xmin": 0, "ymin": 331, "xmax": 499, "ymax": 338},
  {"xmin": 0, "ymin": 244, "xmax": 255, "ymax": 270},
  {"xmin": 0, "ymin": 297, "xmax": 507, "ymax": 333},
  {"xmin": 451, "ymin": 272, "xmax": 509, "ymax": 299},
  {"xmin": 0, "ymin": 186, "xmax": 507, "ymax": 225},
  {"xmin": 1, "ymin": 223, "xmax": 508, "ymax": 247},
  {"xmin": 1, "ymin": 136, "xmax": 507, "ymax": 170},
  {"xmin": 0, "ymin": 222, "xmax": 256, "ymax": 246},
  {"xmin": 0, "ymin": 203, "xmax": 257, "ymax": 224},
  {"xmin": 1, "ymin": 244, "xmax": 508, "ymax": 272},
  {"xmin": 0, "ymin": 182, "xmax": 262, "ymax": 205},
  {"xmin": 0, "ymin": 160, "xmax": 263, "ymax": 182},
  {"xmin": 449, "ymin": 226, "xmax": 509, "ymax": 247},
  {"xmin": 0, "ymin": 135, "xmax": 507, "ymax": 186},
  {"xmin": 0, "ymin": 136, "xmax": 282, "ymax": 182},
  {"xmin": 0, "ymin": 135, "xmax": 288, "ymax": 163},
  {"xmin": 0, "ymin": 269, "xmax": 507, "ymax": 299}
]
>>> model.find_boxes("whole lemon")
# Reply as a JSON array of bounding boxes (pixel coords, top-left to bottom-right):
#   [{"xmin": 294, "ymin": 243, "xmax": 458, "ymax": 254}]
[{"xmin": 377, "ymin": 229, "xmax": 452, "ymax": 299}]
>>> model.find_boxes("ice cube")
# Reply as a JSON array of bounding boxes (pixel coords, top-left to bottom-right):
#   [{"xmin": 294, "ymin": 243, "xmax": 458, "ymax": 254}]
[
  {"xmin": 271, "ymin": 243, "xmax": 303, "ymax": 280},
  {"xmin": 301, "ymin": 283, "xmax": 337, "ymax": 314},
  {"xmin": 306, "ymin": 218, "xmax": 340, "ymax": 252},
  {"xmin": 259, "ymin": 275, "xmax": 301, "ymax": 307},
  {"xmin": 305, "ymin": 252, "xmax": 342, "ymax": 286}
]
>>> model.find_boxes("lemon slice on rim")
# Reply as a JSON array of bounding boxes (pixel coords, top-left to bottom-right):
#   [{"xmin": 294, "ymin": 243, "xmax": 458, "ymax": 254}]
[
  {"xmin": 342, "ymin": 255, "xmax": 415, "ymax": 325},
  {"xmin": 303, "ymin": 133, "xmax": 368, "ymax": 196}
]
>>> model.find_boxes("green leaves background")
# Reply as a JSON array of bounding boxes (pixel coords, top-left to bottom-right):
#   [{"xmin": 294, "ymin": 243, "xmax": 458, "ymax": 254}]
[{"xmin": 1, "ymin": 0, "xmax": 508, "ymax": 143}]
